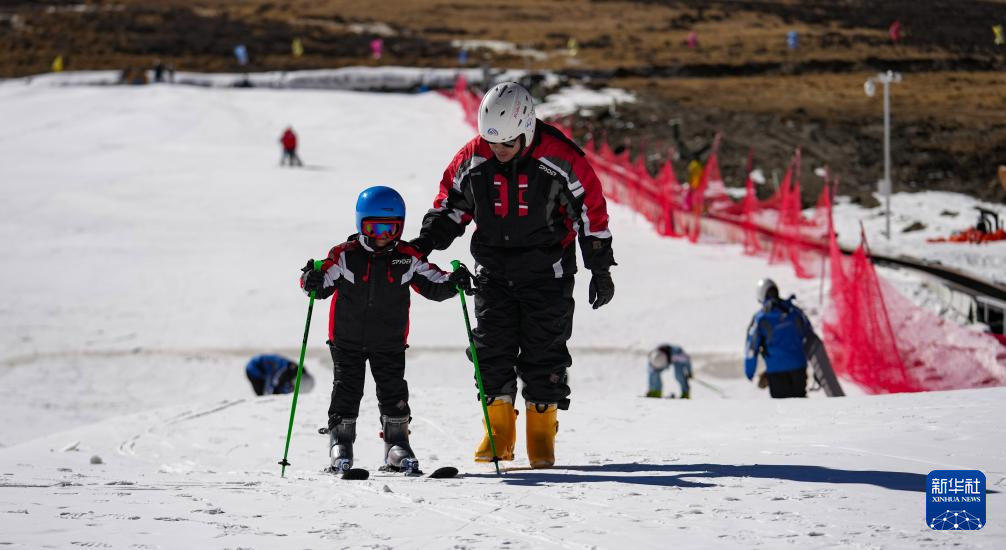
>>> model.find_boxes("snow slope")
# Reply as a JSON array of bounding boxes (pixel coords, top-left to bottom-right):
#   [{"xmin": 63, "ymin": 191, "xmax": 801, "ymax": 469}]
[
  {"xmin": 0, "ymin": 84, "xmax": 1003, "ymax": 548},
  {"xmin": 0, "ymin": 67, "xmax": 489, "ymax": 92}
]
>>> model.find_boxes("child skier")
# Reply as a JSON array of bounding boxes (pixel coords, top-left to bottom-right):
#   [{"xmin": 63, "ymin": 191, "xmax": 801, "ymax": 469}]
[
  {"xmin": 300, "ymin": 186, "xmax": 473, "ymax": 474},
  {"xmin": 279, "ymin": 126, "xmax": 303, "ymax": 167}
]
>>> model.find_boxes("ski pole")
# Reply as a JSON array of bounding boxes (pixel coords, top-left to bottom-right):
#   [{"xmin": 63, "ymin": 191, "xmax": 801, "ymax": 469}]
[
  {"xmin": 691, "ymin": 375, "xmax": 728, "ymax": 398},
  {"xmin": 451, "ymin": 260, "xmax": 501, "ymax": 475},
  {"xmin": 279, "ymin": 259, "xmax": 323, "ymax": 477}
]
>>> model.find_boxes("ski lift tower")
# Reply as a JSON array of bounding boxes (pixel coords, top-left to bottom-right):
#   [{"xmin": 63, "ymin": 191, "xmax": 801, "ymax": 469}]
[{"xmin": 864, "ymin": 71, "xmax": 902, "ymax": 240}]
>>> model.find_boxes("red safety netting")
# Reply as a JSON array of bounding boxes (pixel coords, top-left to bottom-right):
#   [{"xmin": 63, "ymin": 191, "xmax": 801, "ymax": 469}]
[
  {"xmin": 823, "ymin": 222, "xmax": 920, "ymax": 393},
  {"xmin": 444, "ymin": 77, "xmax": 1006, "ymax": 394},
  {"xmin": 741, "ymin": 168, "xmax": 762, "ymax": 255},
  {"xmin": 823, "ymin": 215, "xmax": 1006, "ymax": 393},
  {"xmin": 763, "ymin": 150, "xmax": 826, "ymax": 279},
  {"xmin": 440, "ymin": 74, "xmax": 480, "ymax": 129}
]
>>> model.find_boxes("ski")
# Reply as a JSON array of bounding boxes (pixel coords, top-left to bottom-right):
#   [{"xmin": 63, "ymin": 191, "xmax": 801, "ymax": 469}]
[
  {"xmin": 374, "ymin": 465, "xmax": 459, "ymax": 479},
  {"xmin": 324, "ymin": 466, "xmax": 370, "ymax": 480},
  {"xmin": 429, "ymin": 466, "xmax": 459, "ymax": 478}
]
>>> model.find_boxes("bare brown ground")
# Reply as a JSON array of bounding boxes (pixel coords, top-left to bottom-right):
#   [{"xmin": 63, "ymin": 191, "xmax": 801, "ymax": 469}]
[{"xmin": 2, "ymin": 0, "xmax": 1004, "ymax": 202}]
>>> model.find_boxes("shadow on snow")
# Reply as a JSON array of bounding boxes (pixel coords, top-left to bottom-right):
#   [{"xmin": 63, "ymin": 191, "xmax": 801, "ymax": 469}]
[{"xmin": 467, "ymin": 463, "xmax": 951, "ymax": 493}]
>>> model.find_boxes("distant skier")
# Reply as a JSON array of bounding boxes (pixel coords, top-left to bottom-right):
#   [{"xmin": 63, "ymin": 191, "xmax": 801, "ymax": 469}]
[
  {"xmin": 672, "ymin": 120, "xmax": 711, "ymax": 190},
  {"xmin": 411, "ymin": 82, "xmax": 616, "ymax": 469},
  {"xmin": 279, "ymin": 127, "xmax": 303, "ymax": 167},
  {"xmin": 744, "ymin": 278, "xmax": 810, "ymax": 398},
  {"xmin": 153, "ymin": 59, "xmax": 165, "ymax": 83},
  {"xmin": 645, "ymin": 343, "xmax": 693, "ymax": 399},
  {"xmin": 300, "ymin": 186, "xmax": 474, "ymax": 475},
  {"xmin": 245, "ymin": 354, "xmax": 313, "ymax": 396}
]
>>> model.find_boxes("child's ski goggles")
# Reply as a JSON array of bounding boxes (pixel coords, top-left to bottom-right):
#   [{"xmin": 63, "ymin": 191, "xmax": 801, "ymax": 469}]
[{"xmin": 361, "ymin": 218, "xmax": 403, "ymax": 240}]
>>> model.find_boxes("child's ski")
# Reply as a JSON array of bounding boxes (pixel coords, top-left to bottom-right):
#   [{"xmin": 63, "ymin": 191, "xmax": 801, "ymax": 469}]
[
  {"xmin": 429, "ymin": 466, "xmax": 459, "ymax": 478},
  {"xmin": 324, "ymin": 466, "xmax": 370, "ymax": 480},
  {"xmin": 375, "ymin": 465, "xmax": 459, "ymax": 479}
]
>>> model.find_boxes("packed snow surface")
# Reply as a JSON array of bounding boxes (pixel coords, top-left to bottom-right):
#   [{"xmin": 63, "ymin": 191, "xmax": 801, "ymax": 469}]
[{"xmin": 0, "ymin": 84, "xmax": 1003, "ymax": 548}]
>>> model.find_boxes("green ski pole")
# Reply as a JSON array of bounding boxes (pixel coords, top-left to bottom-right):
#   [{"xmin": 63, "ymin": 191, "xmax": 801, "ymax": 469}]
[
  {"xmin": 279, "ymin": 259, "xmax": 323, "ymax": 478},
  {"xmin": 451, "ymin": 260, "xmax": 501, "ymax": 475}
]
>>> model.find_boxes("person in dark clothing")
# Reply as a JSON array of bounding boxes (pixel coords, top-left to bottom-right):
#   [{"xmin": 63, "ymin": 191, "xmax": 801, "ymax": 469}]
[
  {"xmin": 671, "ymin": 120, "xmax": 711, "ymax": 190},
  {"xmin": 744, "ymin": 278, "xmax": 811, "ymax": 398},
  {"xmin": 279, "ymin": 127, "xmax": 303, "ymax": 167},
  {"xmin": 411, "ymin": 82, "xmax": 616, "ymax": 469},
  {"xmin": 153, "ymin": 59, "xmax": 165, "ymax": 83},
  {"xmin": 245, "ymin": 354, "xmax": 313, "ymax": 396},
  {"xmin": 300, "ymin": 186, "xmax": 473, "ymax": 474}
]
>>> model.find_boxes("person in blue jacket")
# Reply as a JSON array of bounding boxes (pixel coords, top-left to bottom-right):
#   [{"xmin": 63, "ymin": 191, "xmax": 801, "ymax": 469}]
[
  {"xmin": 744, "ymin": 278, "xmax": 810, "ymax": 398},
  {"xmin": 646, "ymin": 343, "xmax": 693, "ymax": 398},
  {"xmin": 245, "ymin": 354, "xmax": 314, "ymax": 396}
]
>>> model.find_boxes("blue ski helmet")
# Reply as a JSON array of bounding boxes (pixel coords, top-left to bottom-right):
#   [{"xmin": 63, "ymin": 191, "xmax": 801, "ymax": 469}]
[{"xmin": 355, "ymin": 186, "xmax": 406, "ymax": 232}]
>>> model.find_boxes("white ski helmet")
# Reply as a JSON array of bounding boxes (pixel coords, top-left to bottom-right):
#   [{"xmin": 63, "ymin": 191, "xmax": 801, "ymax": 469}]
[
  {"xmin": 478, "ymin": 82, "xmax": 536, "ymax": 146},
  {"xmin": 756, "ymin": 278, "xmax": 779, "ymax": 303}
]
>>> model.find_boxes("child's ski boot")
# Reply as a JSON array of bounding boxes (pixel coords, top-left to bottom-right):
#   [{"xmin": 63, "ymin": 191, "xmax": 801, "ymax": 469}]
[
  {"xmin": 381, "ymin": 415, "xmax": 422, "ymax": 475},
  {"xmin": 329, "ymin": 418, "xmax": 356, "ymax": 473},
  {"xmin": 474, "ymin": 395, "xmax": 517, "ymax": 463},
  {"xmin": 526, "ymin": 402, "xmax": 558, "ymax": 469}
]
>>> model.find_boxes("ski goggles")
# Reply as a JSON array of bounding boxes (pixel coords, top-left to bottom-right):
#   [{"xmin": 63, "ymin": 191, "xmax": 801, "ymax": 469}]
[
  {"xmin": 361, "ymin": 218, "xmax": 403, "ymax": 240},
  {"xmin": 489, "ymin": 137, "xmax": 520, "ymax": 148}
]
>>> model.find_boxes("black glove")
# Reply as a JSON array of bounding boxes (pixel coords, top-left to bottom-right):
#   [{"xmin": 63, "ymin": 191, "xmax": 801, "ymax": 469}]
[
  {"xmin": 301, "ymin": 260, "xmax": 325, "ymax": 293},
  {"xmin": 409, "ymin": 236, "xmax": 434, "ymax": 258},
  {"xmin": 448, "ymin": 264, "xmax": 476, "ymax": 295},
  {"xmin": 588, "ymin": 269, "xmax": 614, "ymax": 309}
]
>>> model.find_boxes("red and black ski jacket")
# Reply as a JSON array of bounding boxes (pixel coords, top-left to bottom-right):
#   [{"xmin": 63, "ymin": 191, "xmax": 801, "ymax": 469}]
[
  {"xmin": 420, "ymin": 120, "xmax": 615, "ymax": 283},
  {"xmin": 300, "ymin": 235, "xmax": 457, "ymax": 351}
]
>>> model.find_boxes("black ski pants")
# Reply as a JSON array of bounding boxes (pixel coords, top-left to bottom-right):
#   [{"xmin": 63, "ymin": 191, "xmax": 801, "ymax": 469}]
[
  {"xmin": 327, "ymin": 344, "xmax": 410, "ymax": 425},
  {"xmin": 767, "ymin": 368, "xmax": 808, "ymax": 398},
  {"xmin": 472, "ymin": 276, "xmax": 574, "ymax": 409}
]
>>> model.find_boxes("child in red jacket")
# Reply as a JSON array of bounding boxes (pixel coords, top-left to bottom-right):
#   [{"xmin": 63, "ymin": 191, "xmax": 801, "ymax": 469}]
[{"xmin": 279, "ymin": 126, "xmax": 302, "ymax": 167}]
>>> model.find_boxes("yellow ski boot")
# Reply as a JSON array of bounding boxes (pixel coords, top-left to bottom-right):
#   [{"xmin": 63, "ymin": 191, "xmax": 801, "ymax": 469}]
[
  {"xmin": 525, "ymin": 402, "xmax": 558, "ymax": 469},
  {"xmin": 474, "ymin": 396, "xmax": 517, "ymax": 462}
]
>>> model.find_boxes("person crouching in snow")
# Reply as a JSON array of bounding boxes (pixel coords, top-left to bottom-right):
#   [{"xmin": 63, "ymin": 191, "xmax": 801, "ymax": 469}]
[
  {"xmin": 300, "ymin": 186, "xmax": 474, "ymax": 474},
  {"xmin": 645, "ymin": 344, "xmax": 693, "ymax": 399},
  {"xmin": 245, "ymin": 354, "xmax": 314, "ymax": 396}
]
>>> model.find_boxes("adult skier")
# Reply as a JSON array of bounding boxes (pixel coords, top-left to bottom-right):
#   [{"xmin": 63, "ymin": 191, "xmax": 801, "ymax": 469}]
[
  {"xmin": 744, "ymin": 278, "xmax": 811, "ymax": 398},
  {"xmin": 411, "ymin": 82, "xmax": 616, "ymax": 468},
  {"xmin": 300, "ymin": 186, "xmax": 474, "ymax": 474}
]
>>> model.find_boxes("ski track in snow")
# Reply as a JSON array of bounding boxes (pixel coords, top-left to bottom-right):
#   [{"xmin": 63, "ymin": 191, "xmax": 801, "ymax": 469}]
[{"xmin": 0, "ymin": 85, "xmax": 1003, "ymax": 548}]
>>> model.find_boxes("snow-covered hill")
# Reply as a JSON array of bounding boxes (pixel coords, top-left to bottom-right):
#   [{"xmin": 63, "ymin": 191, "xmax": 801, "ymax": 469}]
[
  {"xmin": 831, "ymin": 192, "xmax": 1006, "ymax": 286},
  {"xmin": 1, "ymin": 84, "xmax": 1002, "ymax": 548}
]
